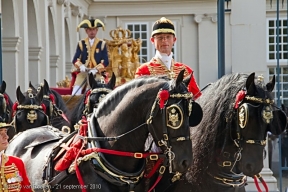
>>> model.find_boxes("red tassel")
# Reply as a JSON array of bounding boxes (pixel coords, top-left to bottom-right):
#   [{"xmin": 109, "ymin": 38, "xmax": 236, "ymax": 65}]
[
  {"xmin": 12, "ymin": 102, "xmax": 18, "ymax": 111},
  {"xmin": 158, "ymin": 90, "xmax": 169, "ymax": 109},
  {"xmin": 54, "ymin": 119, "xmax": 88, "ymax": 172},
  {"xmin": 49, "ymin": 94, "xmax": 55, "ymax": 104},
  {"xmin": 55, "ymin": 146, "xmax": 81, "ymax": 171},
  {"xmin": 234, "ymin": 90, "xmax": 246, "ymax": 109},
  {"xmin": 3, "ymin": 94, "xmax": 9, "ymax": 105},
  {"xmin": 84, "ymin": 90, "xmax": 91, "ymax": 104},
  {"xmin": 41, "ymin": 104, "xmax": 47, "ymax": 114}
]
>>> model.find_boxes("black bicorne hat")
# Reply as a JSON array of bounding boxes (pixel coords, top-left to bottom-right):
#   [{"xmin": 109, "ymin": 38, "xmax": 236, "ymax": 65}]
[
  {"xmin": 151, "ymin": 17, "xmax": 175, "ymax": 37},
  {"xmin": 77, "ymin": 19, "xmax": 105, "ymax": 32}
]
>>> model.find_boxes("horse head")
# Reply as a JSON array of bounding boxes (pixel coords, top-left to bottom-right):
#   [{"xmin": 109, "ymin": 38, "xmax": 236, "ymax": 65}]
[
  {"xmin": 85, "ymin": 72, "xmax": 116, "ymax": 114},
  {"xmin": 0, "ymin": 81, "xmax": 13, "ymax": 123},
  {"xmin": 12, "ymin": 85, "xmax": 49, "ymax": 133},
  {"xmin": 234, "ymin": 72, "xmax": 287, "ymax": 176},
  {"xmin": 69, "ymin": 73, "xmax": 116, "ymax": 127},
  {"xmin": 146, "ymin": 70, "xmax": 202, "ymax": 173},
  {"xmin": 91, "ymin": 69, "xmax": 202, "ymax": 186}
]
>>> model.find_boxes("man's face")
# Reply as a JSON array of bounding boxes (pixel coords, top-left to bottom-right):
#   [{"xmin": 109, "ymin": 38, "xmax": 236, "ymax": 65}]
[
  {"xmin": 85, "ymin": 28, "xmax": 98, "ymax": 39},
  {"xmin": 151, "ymin": 33, "xmax": 176, "ymax": 55},
  {"xmin": 0, "ymin": 128, "xmax": 9, "ymax": 151}
]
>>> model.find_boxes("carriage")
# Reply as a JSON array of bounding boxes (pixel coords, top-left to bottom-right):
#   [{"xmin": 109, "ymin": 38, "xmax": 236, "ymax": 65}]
[{"xmin": 50, "ymin": 27, "xmax": 142, "ymax": 98}]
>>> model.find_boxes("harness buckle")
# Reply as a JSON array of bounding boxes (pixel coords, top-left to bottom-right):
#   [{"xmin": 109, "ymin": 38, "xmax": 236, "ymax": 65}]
[
  {"xmin": 176, "ymin": 137, "xmax": 186, "ymax": 141},
  {"xmin": 158, "ymin": 141, "xmax": 164, "ymax": 146},
  {"xmin": 149, "ymin": 154, "xmax": 158, "ymax": 160},
  {"xmin": 159, "ymin": 166, "xmax": 166, "ymax": 174},
  {"xmin": 163, "ymin": 134, "xmax": 168, "ymax": 140},
  {"xmin": 222, "ymin": 161, "xmax": 232, "ymax": 167},
  {"xmin": 134, "ymin": 153, "xmax": 143, "ymax": 158}
]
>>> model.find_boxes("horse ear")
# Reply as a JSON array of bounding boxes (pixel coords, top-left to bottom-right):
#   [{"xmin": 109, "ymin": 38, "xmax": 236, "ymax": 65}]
[
  {"xmin": 0, "ymin": 80, "xmax": 6, "ymax": 94},
  {"xmin": 176, "ymin": 70, "xmax": 185, "ymax": 86},
  {"xmin": 246, "ymin": 72, "xmax": 256, "ymax": 94},
  {"xmin": 107, "ymin": 72, "xmax": 116, "ymax": 89},
  {"xmin": 36, "ymin": 86, "xmax": 44, "ymax": 102},
  {"xmin": 16, "ymin": 86, "xmax": 25, "ymax": 104},
  {"xmin": 43, "ymin": 79, "xmax": 50, "ymax": 94},
  {"xmin": 266, "ymin": 75, "xmax": 275, "ymax": 92},
  {"xmin": 88, "ymin": 73, "xmax": 97, "ymax": 89},
  {"xmin": 29, "ymin": 81, "xmax": 37, "ymax": 94},
  {"xmin": 183, "ymin": 73, "xmax": 192, "ymax": 87}
]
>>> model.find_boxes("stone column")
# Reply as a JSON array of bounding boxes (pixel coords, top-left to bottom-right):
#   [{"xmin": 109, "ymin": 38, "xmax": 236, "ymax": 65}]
[
  {"xmin": 55, "ymin": 0, "xmax": 66, "ymax": 85},
  {"xmin": 38, "ymin": 0, "xmax": 50, "ymax": 83},
  {"xmin": 194, "ymin": 13, "xmax": 218, "ymax": 88},
  {"xmin": 49, "ymin": 55, "xmax": 60, "ymax": 86},
  {"xmin": 2, "ymin": 37, "xmax": 21, "ymax": 101},
  {"xmin": 16, "ymin": 0, "xmax": 29, "ymax": 92},
  {"xmin": 28, "ymin": 47, "xmax": 42, "ymax": 85}
]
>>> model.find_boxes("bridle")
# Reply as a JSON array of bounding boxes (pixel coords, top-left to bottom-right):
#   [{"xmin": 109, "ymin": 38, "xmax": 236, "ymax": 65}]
[
  {"xmin": 210, "ymin": 89, "xmax": 274, "ymax": 191},
  {"xmin": 83, "ymin": 87, "xmax": 112, "ymax": 116},
  {"xmin": 11, "ymin": 89, "xmax": 49, "ymax": 132},
  {"xmin": 50, "ymin": 82, "xmax": 194, "ymax": 192}
]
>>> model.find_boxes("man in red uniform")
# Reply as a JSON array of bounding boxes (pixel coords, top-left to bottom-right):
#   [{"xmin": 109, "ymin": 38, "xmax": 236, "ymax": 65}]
[
  {"xmin": 0, "ymin": 122, "xmax": 33, "ymax": 192},
  {"xmin": 135, "ymin": 17, "xmax": 201, "ymax": 99}
]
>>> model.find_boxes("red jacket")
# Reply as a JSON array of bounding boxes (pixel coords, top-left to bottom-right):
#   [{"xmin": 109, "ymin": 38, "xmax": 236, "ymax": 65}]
[
  {"xmin": 135, "ymin": 58, "xmax": 202, "ymax": 99},
  {"xmin": 0, "ymin": 154, "xmax": 33, "ymax": 192}
]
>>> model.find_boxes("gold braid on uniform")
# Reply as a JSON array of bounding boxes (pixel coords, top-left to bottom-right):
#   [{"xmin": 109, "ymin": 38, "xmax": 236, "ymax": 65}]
[{"xmin": 0, "ymin": 154, "xmax": 22, "ymax": 192}]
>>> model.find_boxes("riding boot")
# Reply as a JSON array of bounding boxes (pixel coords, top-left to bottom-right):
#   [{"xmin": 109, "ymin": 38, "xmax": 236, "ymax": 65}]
[{"xmin": 72, "ymin": 85, "xmax": 82, "ymax": 95}]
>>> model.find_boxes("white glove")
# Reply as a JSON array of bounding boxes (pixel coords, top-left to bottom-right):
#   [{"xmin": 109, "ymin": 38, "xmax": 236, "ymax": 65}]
[
  {"xmin": 79, "ymin": 65, "xmax": 86, "ymax": 72},
  {"xmin": 89, "ymin": 69, "xmax": 98, "ymax": 75}
]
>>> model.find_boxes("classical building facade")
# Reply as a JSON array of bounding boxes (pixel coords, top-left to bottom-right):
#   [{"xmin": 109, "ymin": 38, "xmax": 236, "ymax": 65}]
[{"xmin": 0, "ymin": 0, "xmax": 287, "ymax": 191}]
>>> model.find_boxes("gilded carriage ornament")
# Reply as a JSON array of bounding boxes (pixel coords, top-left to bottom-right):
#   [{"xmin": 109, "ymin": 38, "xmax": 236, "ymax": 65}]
[
  {"xmin": 105, "ymin": 27, "xmax": 142, "ymax": 86},
  {"xmin": 262, "ymin": 106, "xmax": 273, "ymax": 123},
  {"xmin": 238, "ymin": 104, "xmax": 248, "ymax": 128},
  {"xmin": 166, "ymin": 105, "xmax": 183, "ymax": 129}
]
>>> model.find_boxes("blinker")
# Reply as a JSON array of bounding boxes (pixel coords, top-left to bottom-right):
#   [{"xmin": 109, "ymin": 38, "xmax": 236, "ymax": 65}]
[{"xmin": 166, "ymin": 104, "xmax": 183, "ymax": 129}]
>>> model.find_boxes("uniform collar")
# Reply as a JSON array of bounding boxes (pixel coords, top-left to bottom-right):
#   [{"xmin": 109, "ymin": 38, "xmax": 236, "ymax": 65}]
[
  {"xmin": 89, "ymin": 38, "xmax": 95, "ymax": 46},
  {"xmin": 155, "ymin": 50, "xmax": 173, "ymax": 69}
]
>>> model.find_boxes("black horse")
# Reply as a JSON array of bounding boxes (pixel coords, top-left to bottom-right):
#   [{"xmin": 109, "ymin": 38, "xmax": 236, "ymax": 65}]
[
  {"xmin": 5, "ymin": 70, "xmax": 202, "ymax": 192},
  {"xmin": 0, "ymin": 81, "xmax": 14, "ymax": 138},
  {"xmin": 68, "ymin": 72, "xmax": 116, "ymax": 128},
  {"xmin": 159, "ymin": 72, "xmax": 287, "ymax": 192},
  {"xmin": 10, "ymin": 85, "xmax": 48, "ymax": 136},
  {"xmin": 29, "ymin": 80, "xmax": 71, "ymax": 131},
  {"xmin": 0, "ymin": 80, "xmax": 13, "ymax": 123}
]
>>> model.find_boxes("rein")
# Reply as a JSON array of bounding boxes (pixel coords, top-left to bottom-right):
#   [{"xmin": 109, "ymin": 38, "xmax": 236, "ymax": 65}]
[
  {"xmin": 253, "ymin": 174, "xmax": 269, "ymax": 192},
  {"xmin": 53, "ymin": 84, "xmax": 194, "ymax": 192},
  {"xmin": 43, "ymin": 94, "xmax": 70, "ymax": 125},
  {"xmin": 210, "ymin": 90, "xmax": 273, "ymax": 191}
]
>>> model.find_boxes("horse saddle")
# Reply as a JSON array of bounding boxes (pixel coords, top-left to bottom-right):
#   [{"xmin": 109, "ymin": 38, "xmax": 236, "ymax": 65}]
[{"xmin": 24, "ymin": 125, "xmax": 68, "ymax": 149}]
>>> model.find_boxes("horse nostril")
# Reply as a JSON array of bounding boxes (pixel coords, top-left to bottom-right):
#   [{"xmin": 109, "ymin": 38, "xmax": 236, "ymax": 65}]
[
  {"xmin": 246, "ymin": 163, "xmax": 253, "ymax": 172},
  {"xmin": 181, "ymin": 160, "xmax": 189, "ymax": 170}
]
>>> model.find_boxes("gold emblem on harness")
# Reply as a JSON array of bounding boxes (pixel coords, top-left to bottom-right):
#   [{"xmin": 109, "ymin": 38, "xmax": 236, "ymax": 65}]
[{"xmin": 27, "ymin": 110, "xmax": 37, "ymax": 123}]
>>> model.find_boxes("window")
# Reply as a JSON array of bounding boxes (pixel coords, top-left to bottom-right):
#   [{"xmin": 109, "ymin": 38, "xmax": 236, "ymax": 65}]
[
  {"xmin": 268, "ymin": 19, "xmax": 288, "ymax": 60},
  {"xmin": 268, "ymin": 66, "xmax": 288, "ymax": 106},
  {"xmin": 126, "ymin": 23, "xmax": 149, "ymax": 63}
]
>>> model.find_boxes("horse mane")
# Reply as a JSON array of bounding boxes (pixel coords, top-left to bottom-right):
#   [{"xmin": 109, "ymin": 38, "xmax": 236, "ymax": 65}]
[
  {"xmin": 50, "ymin": 89, "xmax": 69, "ymax": 114},
  {"xmin": 96, "ymin": 75, "xmax": 170, "ymax": 117},
  {"xmin": 67, "ymin": 93, "xmax": 87, "ymax": 126},
  {"xmin": 186, "ymin": 73, "xmax": 249, "ymax": 185}
]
